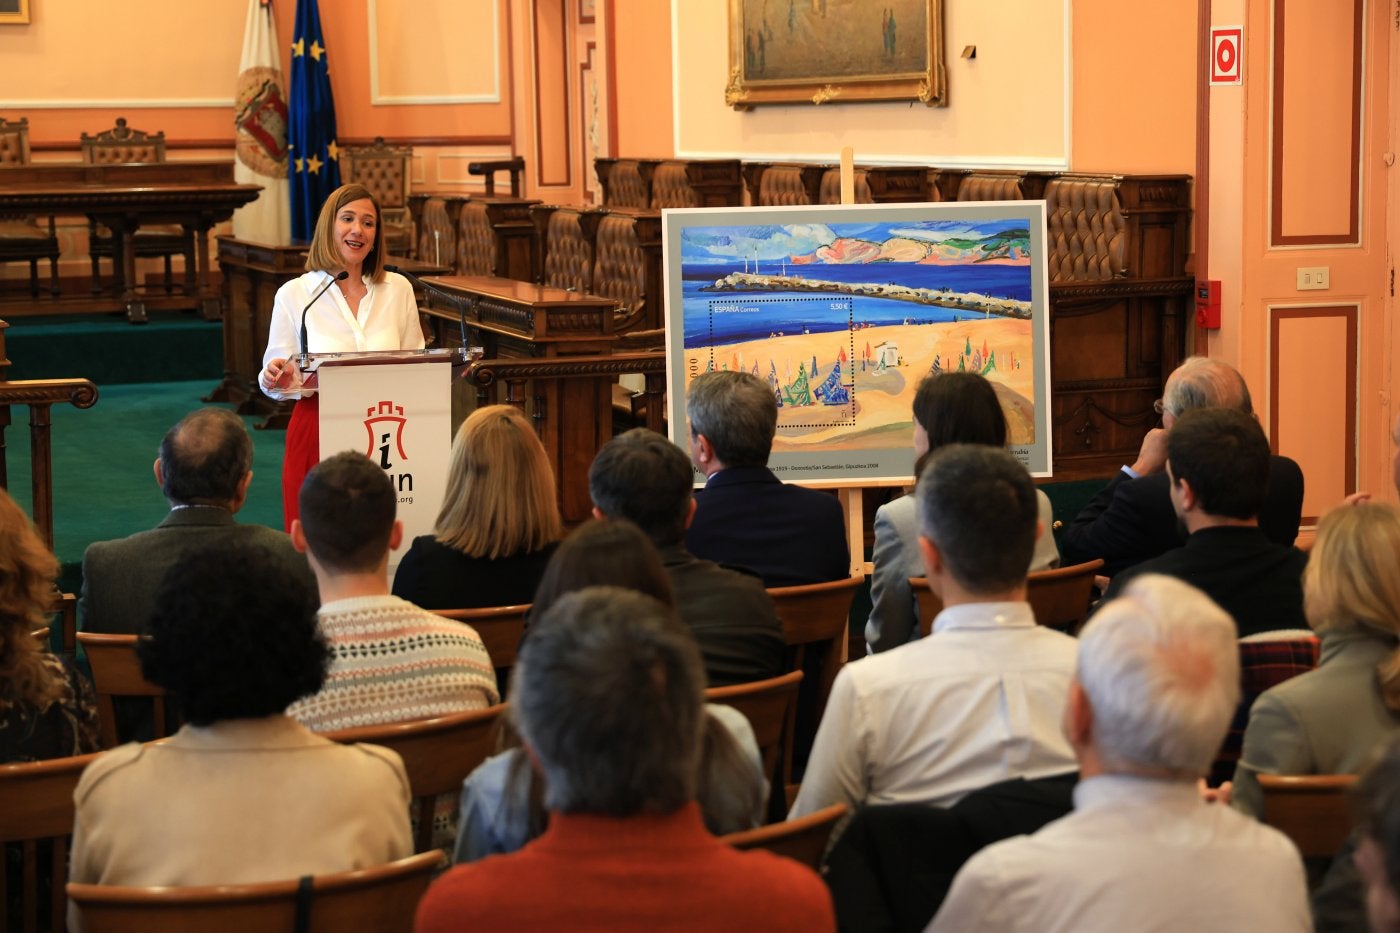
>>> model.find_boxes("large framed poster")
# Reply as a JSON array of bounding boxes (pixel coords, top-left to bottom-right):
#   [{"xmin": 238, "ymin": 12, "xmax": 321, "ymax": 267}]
[{"xmin": 663, "ymin": 201, "xmax": 1052, "ymax": 482}]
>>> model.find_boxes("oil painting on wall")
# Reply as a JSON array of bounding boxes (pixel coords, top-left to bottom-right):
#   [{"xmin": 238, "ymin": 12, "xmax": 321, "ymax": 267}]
[
  {"xmin": 726, "ymin": 0, "xmax": 946, "ymax": 107},
  {"xmin": 664, "ymin": 202, "xmax": 1052, "ymax": 482}
]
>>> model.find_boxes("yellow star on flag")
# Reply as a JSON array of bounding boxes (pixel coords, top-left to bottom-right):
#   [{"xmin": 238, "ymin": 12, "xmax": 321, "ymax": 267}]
[
  {"xmin": 307, "ymin": 154, "xmax": 323, "ymax": 175},
  {"xmin": 294, "ymin": 157, "xmax": 304, "ymax": 173},
  {"xmin": 292, "ymin": 37, "xmax": 305, "ymax": 57},
  {"xmin": 326, "ymin": 141, "xmax": 339, "ymax": 162},
  {"xmin": 310, "ymin": 40, "xmax": 324, "ymax": 62}
]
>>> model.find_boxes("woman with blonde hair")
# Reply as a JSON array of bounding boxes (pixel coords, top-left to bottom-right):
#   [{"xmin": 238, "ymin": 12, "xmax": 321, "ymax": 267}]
[
  {"xmin": 1232, "ymin": 502, "xmax": 1400, "ymax": 817},
  {"xmin": 392, "ymin": 404, "xmax": 563, "ymax": 609},
  {"xmin": 259, "ymin": 182, "xmax": 425, "ymax": 529},
  {"xmin": 0, "ymin": 488, "xmax": 98, "ymax": 762}
]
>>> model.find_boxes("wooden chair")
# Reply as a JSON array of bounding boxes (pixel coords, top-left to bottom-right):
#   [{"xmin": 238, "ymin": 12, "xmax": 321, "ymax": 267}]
[
  {"xmin": 323, "ymin": 704, "xmax": 507, "ymax": 853},
  {"xmin": 913, "ymin": 559, "xmax": 1105, "ymax": 637},
  {"xmin": 1026, "ymin": 558, "xmax": 1104, "ymax": 633},
  {"xmin": 1257, "ymin": 773, "xmax": 1356, "ymax": 859},
  {"xmin": 80, "ymin": 117, "xmax": 195, "ymax": 296},
  {"xmin": 0, "ymin": 116, "xmax": 61, "ymax": 298},
  {"xmin": 76, "ymin": 632, "xmax": 172, "ymax": 748},
  {"xmin": 432, "ymin": 604, "xmax": 529, "ymax": 685},
  {"xmin": 0, "ymin": 750, "xmax": 104, "ymax": 933},
  {"xmin": 769, "ymin": 574, "xmax": 862, "ymax": 728},
  {"xmin": 67, "ymin": 849, "xmax": 445, "ymax": 933},
  {"xmin": 705, "ymin": 670, "xmax": 803, "ymax": 819},
  {"xmin": 721, "ymin": 802, "xmax": 847, "ymax": 871}
]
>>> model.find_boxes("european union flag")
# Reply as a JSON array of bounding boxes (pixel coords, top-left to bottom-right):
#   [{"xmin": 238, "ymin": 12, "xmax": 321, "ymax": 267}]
[{"xmin": 288, "ymin": 0, "xmax": 341, "ymax": 241}]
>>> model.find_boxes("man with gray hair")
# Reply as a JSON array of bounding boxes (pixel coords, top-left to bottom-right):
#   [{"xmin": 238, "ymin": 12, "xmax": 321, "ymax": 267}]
[
  {"xmin": 415, "ymin": 586, "xmax": 835, "ymax": 932},
  {"xmin": 1060, "ymin": 355, "xmax": 1304, "ymax": 576},
  {"xmin": 685, "ymin": 369, "xmax": 850, "ymax": 587},
  {"xmin": 927, "ymin": 574, "xmax": 1309, "ymax": 932},
  {"xmin": 791, "ymin": 444, "xmax": 1078, "ymax": 819}
]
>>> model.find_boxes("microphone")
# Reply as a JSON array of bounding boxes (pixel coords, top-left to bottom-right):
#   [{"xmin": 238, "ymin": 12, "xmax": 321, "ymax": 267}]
[
  {"xmin": 385, "ymin": 264, "xmax": 470, "ymax": 355},
  {"xmin": 299, "ymin": 270, "xmax": 350, "ymax": 365}
]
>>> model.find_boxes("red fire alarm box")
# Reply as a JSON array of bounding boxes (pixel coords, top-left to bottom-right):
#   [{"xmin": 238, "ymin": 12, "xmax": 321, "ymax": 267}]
[{"xmin": 1196, "ymin": 280, "xmax": 1221, "ymax": 330}]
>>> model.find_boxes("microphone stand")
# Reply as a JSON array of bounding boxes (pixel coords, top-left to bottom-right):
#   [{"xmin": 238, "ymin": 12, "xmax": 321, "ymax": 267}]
[
  {"xmin": 385, "ymin": 264, "xmax": 474, "ymax": 362},
  {"xmin": 299, "ymin": 270, "xmax": 349, "ymax": 368}
]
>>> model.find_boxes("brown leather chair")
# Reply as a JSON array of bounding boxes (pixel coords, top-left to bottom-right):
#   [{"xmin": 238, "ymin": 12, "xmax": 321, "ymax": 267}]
[
  {"xmin": 743, "ymin": 163, "xmax": 825, "ymax": 206},
  {"xmin": 323, "ymin": 705, "xmax": 507, "ymax": 853},
  {"xmin": 1257, "ymin": 773, "xmax": 1356, "ymax": 859},
  {"xmin": 705, "ymin": 670, "xmax": 803, "ymax": 818},
  {"xmin": 76, "ymin": 631, "xmax": 173, "ymax": 749},
  {"xmin": 594, "ymin": 158, "xmax": 652, "ymax": 208},
  {"xmin": 80, "ymin": 117, "xmax": 195, "ymax": 296},
  {"xmin": 67, "ymin": 850, "xmax": 445, "ymax": 933},
  {"xmin": 1045, "ymin": 176, "xmax": 1126, "ymax": 283},
  {"xmin": 532, "ymin": 204, "xmax": 602, "ymax": 292},
  {"xmin": 340, "ymin": 136, "xmax": 414, "ymax": 257},
  {"xmin": 0, "ymin": 115, "xmax": 61, "ymax": 298},
  {"xmin": 721, "ymin": 802, "xmax": 847, "ymax": 870},
  {"xmin": 0, "ymin": 750, "xmax": 104, "ymax": 933}
]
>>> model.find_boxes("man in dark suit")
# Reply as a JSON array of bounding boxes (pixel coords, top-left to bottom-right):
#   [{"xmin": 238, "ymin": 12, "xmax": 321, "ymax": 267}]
[
  {"xmin": 684, "ymin": 370, "xmax": 850, "ymax": 587},
  {"xmin": 589, "ymin": 427, "xmax": 784, "ymax": 686},
  {"xmin": 1060, "ymin": 356, "xmax": 1303, "ymax": 578},
  {"xmin": 1101, "ymin": 407, "xmax": 1307, "ymax": 638},
  {"xmin": 81, "ymin": 408, "xmax": 315, "ymax": 637}
]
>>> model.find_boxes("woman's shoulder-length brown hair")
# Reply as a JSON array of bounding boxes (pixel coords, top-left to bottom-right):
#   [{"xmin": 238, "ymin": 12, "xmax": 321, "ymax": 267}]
[
  {"xmin": 0, "ymin": 487, "xmax": 63, "ymax": 709},
  {"xmin": 435, "ymin": 405, "xmax": 564, "ymax": 558},
  {"xmin": 303, "ymin": 183, "xmax": 387, "ymax": 284}
]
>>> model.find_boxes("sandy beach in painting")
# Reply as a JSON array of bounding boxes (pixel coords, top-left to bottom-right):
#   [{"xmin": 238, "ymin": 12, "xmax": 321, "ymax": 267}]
[{"xmin": 684, "ymin": 315, "xmax": 1036, "ymax": 453}]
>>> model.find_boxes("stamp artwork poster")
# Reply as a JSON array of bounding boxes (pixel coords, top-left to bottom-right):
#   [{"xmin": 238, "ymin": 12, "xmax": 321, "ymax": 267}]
[{"xmin": 663, "ymin": 201, "xmax": 1052, "ymax": 482}]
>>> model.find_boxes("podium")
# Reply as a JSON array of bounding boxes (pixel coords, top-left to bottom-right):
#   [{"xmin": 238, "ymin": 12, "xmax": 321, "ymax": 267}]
[{"xmin": 302, "ymin": 348, "xmax": 467, "ymax": 564}]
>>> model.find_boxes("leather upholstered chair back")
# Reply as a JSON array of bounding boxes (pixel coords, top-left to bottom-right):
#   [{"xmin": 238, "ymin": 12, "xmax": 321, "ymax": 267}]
[
  {"xmin": 757, "ymin": 165, "xmax": 816, "ymax": 206},
  {"xmin": 340, "ymin": 136, "xmax": 413, "ymax": 256},
  {"xmin": 598, "ymin": 159, "xmax": 650, "ymax": 208},
  {"xmin": 818, "ymin": 168, "xmax": 873, "ymax": 204},
  {"xmin": 956, "ymin": 172, "xmax": 1024, "ymax": 201},
  {"xmin": 456, "ymin": 200, "xmax": 498, "ymax": 276},
  {"xmin": 1045, "ymin": 177, "xmax": 1127, "ymax": 282},
  {"xmin": 539, "ymin": 207, "xmax": 595, "ymax": 293},
  {"xmin": 80, "ymin": 117, "xmax": 166, "ymax": 164},
  {"xmin": 0, "ymin": 116, "xmax": 33, "ymax": 165},
  {"xmin": 592, "ymin": 212, "xmax": 646, "ymax": 316},
  {"xmin": 650, "ymin": 161, "xmax": 701, "ymax": 208}
]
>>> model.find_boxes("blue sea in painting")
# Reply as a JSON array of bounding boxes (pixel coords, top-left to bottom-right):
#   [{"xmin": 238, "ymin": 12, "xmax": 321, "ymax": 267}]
[{"xmin": 681, "ymin": 263, "xmax": 1031, "ymax": 347}]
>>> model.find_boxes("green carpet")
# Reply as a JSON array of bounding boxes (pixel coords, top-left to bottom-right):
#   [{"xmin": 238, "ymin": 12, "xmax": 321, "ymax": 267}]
[
  {"xmin": 4, "ymin": 312, "xmax": 223, "ymax": 385},
  {"xmin": 5, "ymin": 380, "xmax": 287, "ymax": 584}
]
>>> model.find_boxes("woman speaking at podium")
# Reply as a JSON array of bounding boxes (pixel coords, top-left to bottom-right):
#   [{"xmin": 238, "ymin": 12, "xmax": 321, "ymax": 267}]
[{"xmin": 259, "ymin": 183, "xmax": 425, "ymax": 530}]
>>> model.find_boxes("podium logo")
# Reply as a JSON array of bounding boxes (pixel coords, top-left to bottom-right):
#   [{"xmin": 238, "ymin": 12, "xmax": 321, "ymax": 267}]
[{"xmin": 365, "ymin": 401, "xmax": 414, "ymax": 499}]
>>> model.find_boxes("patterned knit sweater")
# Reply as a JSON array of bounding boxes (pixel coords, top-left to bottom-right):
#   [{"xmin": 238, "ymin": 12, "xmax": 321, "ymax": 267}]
[{"xmin": 288, "ymin": 594, "xmax": 499, "ymax": 732}]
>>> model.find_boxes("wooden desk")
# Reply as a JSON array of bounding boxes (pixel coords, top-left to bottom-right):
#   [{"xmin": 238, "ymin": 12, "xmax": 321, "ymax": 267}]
[
  {"xmin": 213, "ymin": 235, "xmax": 450, "ymax": 427},
  {"xmin": 423, "ymin": 275, "xmax": 621, "ymax": 521},
  {"xmin": 0, "ymin": 161, "xmax": 261, "ymax": 322}
]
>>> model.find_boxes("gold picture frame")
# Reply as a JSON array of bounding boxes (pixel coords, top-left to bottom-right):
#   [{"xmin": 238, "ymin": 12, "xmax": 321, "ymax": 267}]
[
  {"xmin": 0, "ymin": 0, "xmax": 29, "ymax": 25},
  {"xmin": 727, "ymin": 0, "xmax": 946, "ymax": 109}
]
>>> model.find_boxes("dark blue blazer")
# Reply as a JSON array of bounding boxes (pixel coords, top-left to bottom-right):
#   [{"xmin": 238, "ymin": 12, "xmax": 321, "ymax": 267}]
[{"xmin": 685, "ymin": 466, "xmax": 850, "ymax": 588}]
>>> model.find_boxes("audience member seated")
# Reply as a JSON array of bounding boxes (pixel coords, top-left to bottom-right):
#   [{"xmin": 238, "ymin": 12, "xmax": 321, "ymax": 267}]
[
  {"xmin": 1059, "ymin": 356, "xmax": 1304, "ymax": 577},
  {"xmin": 287, "ymin": 452, "xmax": 498, "ymax": 732},
  {"xmin": 416, "ymin": 587, "xmax": 834, "ymax": 932},
  {"xmin": 455, "ymin": 519, "xmax": 766, "ymax": 864},
  {"xmin": 68, "ymin": 539, "xmax": 412, "ymax": 903},
  {"xmin": 392, "ymin": 405, "xmax": 562, "ymax": 609},
  {"xmin": 589, "ymin": 428, "xmax": 783, "ymax": 686},
  {"xmin": 0, "ymin": 488, "xmax": 98, "ymax": 762},
  {"xmin": 790, "ymin": 445, "xmax": 1078, "ymax": 819},
  {"xmin": 1348, "ymin": 735, "xmax": 1400, "ymax": 933},
  {"xmin": 1231, "ymin": 503, "xmax": 1400, "ymax": 817},
  {"xmin": 867, "ymin": 372, "xmax": 1060, "ymax": 654},
  {"xmin": 1102, "ymin": 408, "xmax": 1308, "ymax": 637},
  {"xmin": 928, "ymin": 574, "xmax": 1309, "ymax": 932},
  {"xmin": 684, "ymin": 371, "xmax": 849, "ymax": 586},
  {"xmin": 81, "ymin": 408, "xmax": 315, "ymax": 637}
]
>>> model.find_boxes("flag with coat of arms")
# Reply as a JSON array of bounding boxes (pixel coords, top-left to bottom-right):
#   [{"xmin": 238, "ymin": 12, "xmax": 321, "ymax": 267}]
[
  {"xmin": 232, "ymin": 0, "xmax": 290, "ymax": 243},
  {"xmin": 288, "ymin": 0, "xmax": 341, "ymax": 241}
]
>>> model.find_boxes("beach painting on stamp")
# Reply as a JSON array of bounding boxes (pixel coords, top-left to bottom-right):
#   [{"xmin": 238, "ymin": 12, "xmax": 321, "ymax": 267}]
[{"xmin": 663, "ymin": 201, "xmax": 1052, "ymax": 482}]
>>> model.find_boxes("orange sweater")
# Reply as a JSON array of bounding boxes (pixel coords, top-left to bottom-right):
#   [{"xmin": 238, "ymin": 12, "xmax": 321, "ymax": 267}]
[{"xmin": 415, "ymin": 803, "xmax": 834, "ymax": 932}]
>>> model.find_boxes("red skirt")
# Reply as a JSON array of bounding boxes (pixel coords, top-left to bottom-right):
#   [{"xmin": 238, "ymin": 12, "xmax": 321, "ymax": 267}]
[{"xmin": 282, "ymin": 394, "xmax": 320, "ymax": 532}]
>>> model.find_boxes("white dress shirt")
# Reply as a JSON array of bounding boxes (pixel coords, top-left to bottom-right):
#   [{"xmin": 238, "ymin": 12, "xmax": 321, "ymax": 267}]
[
  {"xmin": 927, "ymin": 774, "xmax": 1312, "ymax": 933},
  {"xmin": 790, "ymin": 601, "xmax": 1078, "ymax": 818},
  {"xmin": 262, "ymin": 269, "xmax": 425, "ymax": 399}
]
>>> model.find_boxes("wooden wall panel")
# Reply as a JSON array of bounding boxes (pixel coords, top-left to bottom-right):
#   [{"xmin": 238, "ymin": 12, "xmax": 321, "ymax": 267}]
[
  {"xmin": 1271, "ymin": 0, "xmax": 1363, "ymax": 245},
  {"xmin": 532, "ymin": 0, "xmax": 572, "ymax": 188},
  {"xmin": 1271, "ymin": 305, "xmax": 1357, "ymax": 523}
]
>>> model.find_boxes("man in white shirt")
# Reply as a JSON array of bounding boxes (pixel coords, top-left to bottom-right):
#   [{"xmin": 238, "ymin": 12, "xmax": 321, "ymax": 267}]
[
  {"xmin": 928, "ymin": 574, "xmax": 1310, "ymax": 933},
  {"xmin": 790, "ymin": 445, "xmax": 1078, "ymax": 819}
]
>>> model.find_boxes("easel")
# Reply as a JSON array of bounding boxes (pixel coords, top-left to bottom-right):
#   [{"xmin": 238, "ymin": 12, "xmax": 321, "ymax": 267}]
[{"xmin": 819, "ymin": 147, "xmax": 908, "ymax": 578}]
